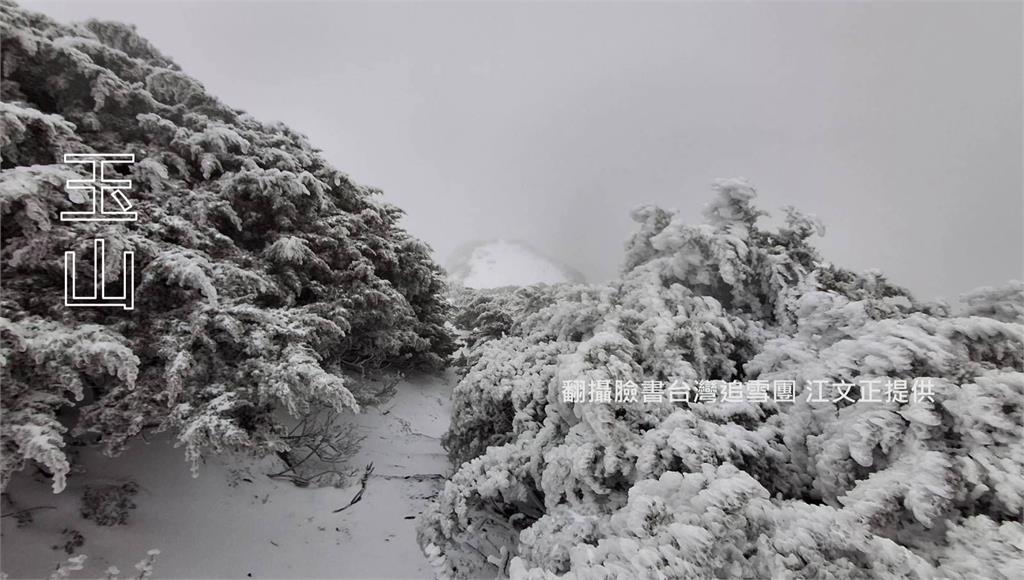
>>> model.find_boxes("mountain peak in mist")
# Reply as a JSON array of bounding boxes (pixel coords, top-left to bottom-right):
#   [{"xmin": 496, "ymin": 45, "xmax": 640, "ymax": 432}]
[{"xmin": 446, "ymin": 239, "xmax": 585, "ymax": 289}]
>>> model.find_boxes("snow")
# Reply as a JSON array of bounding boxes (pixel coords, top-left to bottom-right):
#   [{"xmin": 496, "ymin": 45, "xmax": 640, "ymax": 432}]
[
  {"xmin": 447, "ymin": 239, "xmax": 583, "ymax": 289},
  {"xmin": 0, "ymin": 374, "xmax": 455, "ymax": 579}
]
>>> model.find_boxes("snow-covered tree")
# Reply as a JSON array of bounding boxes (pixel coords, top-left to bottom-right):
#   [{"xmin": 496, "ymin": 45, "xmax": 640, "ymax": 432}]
[
  {"xmin": 0, "ymin": 1, "xmax": 453, "ymax": 493},
  {"xmin": 421, "ymin": 178, "xmax": 1024, "ymax": 579}
]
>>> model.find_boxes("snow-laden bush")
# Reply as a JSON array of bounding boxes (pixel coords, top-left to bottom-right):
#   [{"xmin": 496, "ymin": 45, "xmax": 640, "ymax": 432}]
[
  {"xmin": 0, "ymin": 1, "xmax": 453, "ymax": 493},
  {"xmin": 80, "ymin": 481, "xmax": 139, "ymax": 526},
  {"xmin": 40, "ymin": 548, "xmax": 160, "ymax": 580},
  {"xmin": 421, "ymin": 179, "xmax": 1024, "ymax": 579}
]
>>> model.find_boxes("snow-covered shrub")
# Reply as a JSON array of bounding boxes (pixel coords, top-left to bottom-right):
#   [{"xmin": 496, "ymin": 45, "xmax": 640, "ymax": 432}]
[
  {"xmin": 422, "ymin": 179, "xmax": 1024, "ymax": 579},
  {"xmin": 80, "ymin": 481, "xmax": 138, "ymax": 526},
  {"xmin": 269, "ymin": 407, "xmax": 365, "ymax": 488},
  {"xmin": 15, "ymin": 548, "xmax": 161, "ymax": 580},
  {"xmin": 46, "ymin": 554, "xmax": 86, "ymax": 580},
  {"xmin": 0, "ymin": 2, "xmax": 453, "ymax": 493}
]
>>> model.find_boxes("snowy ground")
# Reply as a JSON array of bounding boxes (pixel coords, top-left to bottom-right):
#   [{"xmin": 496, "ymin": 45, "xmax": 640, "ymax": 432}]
[{"xmin": 1, "ymin": 374, "xmax": 455, "ymax": 579}]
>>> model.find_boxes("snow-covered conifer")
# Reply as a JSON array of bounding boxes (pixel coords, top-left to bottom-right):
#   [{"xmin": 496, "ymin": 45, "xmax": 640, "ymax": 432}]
[{"xmin": 0, "ymin": 2, "xmax": 453, "ymax": 492}]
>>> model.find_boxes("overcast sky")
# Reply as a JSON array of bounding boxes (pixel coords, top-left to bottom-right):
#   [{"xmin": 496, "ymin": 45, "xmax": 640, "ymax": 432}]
[{"xmin": 26, "ymin": 0, "xmax": 1023, "ymax": 301}]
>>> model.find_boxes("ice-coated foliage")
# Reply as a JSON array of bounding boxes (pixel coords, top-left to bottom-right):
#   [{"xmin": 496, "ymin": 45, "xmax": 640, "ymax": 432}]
[
  {"xmin": 421, "ymin": 179, "xmax": 1024, "ymax": 579},
  {"xmin": 0, "ymin": 1, "xmax": 453, "ymax": 492}
]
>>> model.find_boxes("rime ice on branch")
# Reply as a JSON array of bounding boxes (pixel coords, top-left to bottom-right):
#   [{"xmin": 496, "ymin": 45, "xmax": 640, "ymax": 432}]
[
  {"xmin": 422, "ymin": 179, "xmax": 1024, "ymax": 580},
  {"xmin": 0, "ymin": 2, "xmax": 454, "ymax": 493}
]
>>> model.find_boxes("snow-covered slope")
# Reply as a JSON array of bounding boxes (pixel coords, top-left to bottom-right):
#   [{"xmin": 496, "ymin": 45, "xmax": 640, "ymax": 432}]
[
  {"xmin": 0, "ymin": 375, "xmax": 454, "ymax": 579},
  {"xmin": 446, "ymin": 239, "xmax": 584, "ymax": 289}
]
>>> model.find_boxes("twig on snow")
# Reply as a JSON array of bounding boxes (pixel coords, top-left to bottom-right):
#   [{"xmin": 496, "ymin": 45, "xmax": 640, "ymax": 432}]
[{"xmin": 332, "ymin": 462, "xmax": 374, "ymax": 513}]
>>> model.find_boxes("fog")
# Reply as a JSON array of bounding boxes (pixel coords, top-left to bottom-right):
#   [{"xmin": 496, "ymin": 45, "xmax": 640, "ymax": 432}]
[{"xmin": 26, "ymin": 0, "xmax": 1023, "ymax": 301}]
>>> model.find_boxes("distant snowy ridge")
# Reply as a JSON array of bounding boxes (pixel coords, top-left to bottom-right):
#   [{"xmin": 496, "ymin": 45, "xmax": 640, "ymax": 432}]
[{"xmin": 446, "ymin": 239, "xmax": 585, "ymax": 289}]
